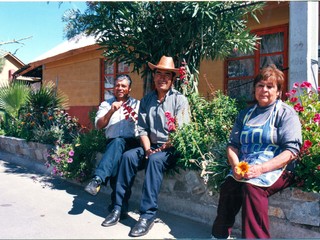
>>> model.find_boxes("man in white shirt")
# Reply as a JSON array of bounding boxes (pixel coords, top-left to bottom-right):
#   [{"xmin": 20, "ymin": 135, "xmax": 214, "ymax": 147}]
[{"xmin": 85, "ymin": 74, "xmax": 140, "ymax": 217}]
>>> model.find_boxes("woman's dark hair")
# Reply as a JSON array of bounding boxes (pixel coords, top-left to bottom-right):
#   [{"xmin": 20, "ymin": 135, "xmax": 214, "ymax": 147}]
[
  {"xmin": 116, "ymin": 74, "xmax": 132, "ymax": 87},
  {"xmin": 253, "ymin": 64, "xmax": 284, "ymax": 99}
]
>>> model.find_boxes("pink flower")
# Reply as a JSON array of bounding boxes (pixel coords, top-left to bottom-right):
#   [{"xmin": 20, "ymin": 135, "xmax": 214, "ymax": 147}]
[
  {"xmin": 293, "ymin": 82, "xmax": 300, "ymax": 88},
  {"xmin": 293, "ymin": 103, "xmax": 304, "ymax": 112},
  {"xmin": 286, "ymin": 89, "xmax": 297, "ymax": 98},
  {"xmin": 67, "ymin": 158, "xmax": 73, "ymax": 163},
  {"xmin": 290, "ymin": 89, "xmax": 297, "ymax": 95},
  {"xmin": 290, "ymin": 97, "xmax": 298, "ymax": 103},
  {"xmin": 179, "ymin": 66, "xmax": 187, "ymax": 80},
  {"xmin": 53, "ymin": 166, "xmax": 58, "ymax": 175},
  {"xmin": 69, "ymin": 150, "xmax": 74, "ymax": 157},
  {"xmin": 285, "ymin": 92, "xmax": 291, "ymax": 97},
  {"xmin": 303, "ymin": 140, "xmax": 312, "ymax": 149},
  {"xmin": 313, "ymin": 113, "xmax": 320, "ymax": 123},
  {"xmin": 165, "ymin": 111, "xmax": 176, "ymax": 132},
  {"xmin": 300, "ymin": 81, "xmax": 312, "ymax": 89}
]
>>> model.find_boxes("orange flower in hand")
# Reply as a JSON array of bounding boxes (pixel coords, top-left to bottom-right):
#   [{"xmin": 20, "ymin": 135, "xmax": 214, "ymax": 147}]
[{"xmin": 234, "ymin": 161, "xmax": 250, "ymax": 177}]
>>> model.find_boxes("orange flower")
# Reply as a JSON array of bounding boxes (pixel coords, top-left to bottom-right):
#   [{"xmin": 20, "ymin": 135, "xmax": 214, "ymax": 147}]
[{"xmin": 234, "ymin": 161, "xmax": 250, "ymax": 177}]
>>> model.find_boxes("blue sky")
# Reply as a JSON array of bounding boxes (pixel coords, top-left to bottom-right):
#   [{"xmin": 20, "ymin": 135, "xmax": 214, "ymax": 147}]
[{"xmin": 0, "ymin": 1, "xmax": 87, "ymax": 63}]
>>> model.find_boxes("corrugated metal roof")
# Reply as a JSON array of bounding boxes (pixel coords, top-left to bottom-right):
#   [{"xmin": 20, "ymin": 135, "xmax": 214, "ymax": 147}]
[{"xmin": 30, "ymin": 34, "xmax": 97, "ymax": 63}]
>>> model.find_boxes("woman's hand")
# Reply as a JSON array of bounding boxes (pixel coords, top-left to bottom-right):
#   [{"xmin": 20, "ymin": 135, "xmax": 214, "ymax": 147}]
[
  {"xmin": 243, "ymin": 164, "xmax": 263, "ymax": 179},
  {"xmin": 232, "ymin": 166, "xmax": 244, "ymax": 180}
]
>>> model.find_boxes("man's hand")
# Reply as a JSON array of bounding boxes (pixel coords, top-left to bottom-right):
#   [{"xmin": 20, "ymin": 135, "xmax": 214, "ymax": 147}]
[
  {"xmin": 110, "ymin": 101, "xmax": 123, "ymax": 112},
  {"xmin": 145, "ymin": 149, "xmax": 155, "ymax": 159}
]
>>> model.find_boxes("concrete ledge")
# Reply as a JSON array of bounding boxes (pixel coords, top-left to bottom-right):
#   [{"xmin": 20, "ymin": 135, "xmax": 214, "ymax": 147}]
[{"xmin": 0, "ymin": 135, "xmax": 319, "ymax": 238}]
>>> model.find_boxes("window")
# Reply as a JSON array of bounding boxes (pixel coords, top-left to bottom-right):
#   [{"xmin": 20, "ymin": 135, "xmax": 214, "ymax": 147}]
[
  {"xmin": 101, "ymin": 60, "xmax": 130, "ymax": 101},
  {"xmin": 225, "ymin": 25, "xmax": 288, "ymax": 102}
]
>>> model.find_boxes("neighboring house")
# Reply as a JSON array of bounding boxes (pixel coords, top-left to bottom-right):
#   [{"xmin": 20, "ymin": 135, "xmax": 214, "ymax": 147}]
[
  {"xmin": 0, "ymin": 51, "xmax": 25, "ymax": 85},
  {"xmin": 15, "ymin": 1, "xmax": 319, "ymax": 128}
]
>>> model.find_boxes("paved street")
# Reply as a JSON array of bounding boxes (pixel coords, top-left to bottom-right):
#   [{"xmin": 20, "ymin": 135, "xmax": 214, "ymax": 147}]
[{"xmin": 0, "ymin": 157, "xmax": 212, "ymax": 239}]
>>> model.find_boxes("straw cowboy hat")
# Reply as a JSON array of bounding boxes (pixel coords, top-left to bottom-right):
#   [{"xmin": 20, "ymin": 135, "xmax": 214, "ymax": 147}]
[{"xmin": 148, "ymin": 56, "xmax": 180, "ymax": 75}]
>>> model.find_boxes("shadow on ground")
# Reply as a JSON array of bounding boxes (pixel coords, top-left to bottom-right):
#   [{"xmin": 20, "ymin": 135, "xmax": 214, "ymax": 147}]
[{"xmin": 2, "ymin": 159, "xmax": 211, "ymax": 239}]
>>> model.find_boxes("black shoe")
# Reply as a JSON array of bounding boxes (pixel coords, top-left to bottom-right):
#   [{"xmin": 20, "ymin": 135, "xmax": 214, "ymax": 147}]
[
  {"xmin": 129, "ymin": 217, "xmax": 154, "ymax": 237},
  {"xmin": 101, "ymin": 209, "xmax": 121, "ymax": 227},
  {"xmin": 108, "ymin": 203, "xmax": 129, "ymax": 219},
  {"xmin": 84, "ymin": 178, "xmax": 101, "ymax": 196}
]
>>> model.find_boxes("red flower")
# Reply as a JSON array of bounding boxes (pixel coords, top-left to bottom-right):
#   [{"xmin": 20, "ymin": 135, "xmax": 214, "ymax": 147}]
[
  {"xmin": 179, "ymin": 66, "xmax": 187, "ymax": 80},
  {"xmin": 300, "ymin": 81, "xmax": 312, "ymax": 89},
  {"xmin": 290, "ymin": 89, "xmax": 297, "ymax": 95},
  {"xmin": 122, "ymin": 101, "xmax": 138, "ymax": 122},
  {"xmin": 313, "ymin": 113, "xmax": 320, "ymax": 124},
  {"xmin": 293, "ymin": 103, "xmax": 304, "ymax": 112},
  {"xmin": 303, "ymin": 140, "xmax": 312, "ymax": 149},
  {"xmin": 290, "ymin": 97, "xmax": 298, "ymax": 103},
  {"xmin": 165, "ymin": 111, "xmax": 176, "ymax": 132},
  {"xmin": 285, "ymin": 92, "xmax": 291, "ymax": 97},
  {"xmin": 293, "ymin": 82, "xmax": 300, "ymax": 88}
]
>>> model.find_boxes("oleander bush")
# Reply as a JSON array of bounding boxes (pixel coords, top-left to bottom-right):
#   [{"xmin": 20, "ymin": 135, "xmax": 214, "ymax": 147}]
[{"xmin": 171, "ymin": 62, "xmax": 246, "ymax": 191}]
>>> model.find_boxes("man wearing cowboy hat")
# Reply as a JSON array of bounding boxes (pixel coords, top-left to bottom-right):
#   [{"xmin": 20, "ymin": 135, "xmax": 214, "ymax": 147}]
[{"xmin": 101, "ymin": 56, "xmax": 190, "ymax": 237}]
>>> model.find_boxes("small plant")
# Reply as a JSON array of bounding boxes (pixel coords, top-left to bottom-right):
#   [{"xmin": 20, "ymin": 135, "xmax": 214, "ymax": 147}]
[
  {"xmin": 47, "ymin": 121, "xmax": 106, "ymax": 182},
  {"xmin": 46, "ymin": 142, "xmax": 75, "ymax": 177},
  {"xmin": 286, "ymin": 81, "xmax": 320, "ymax": 193}
]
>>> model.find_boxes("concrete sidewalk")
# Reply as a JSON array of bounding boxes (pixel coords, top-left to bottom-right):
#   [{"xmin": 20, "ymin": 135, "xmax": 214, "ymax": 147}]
[{"xmin": 0, "ymin": 151, "xmax": 212, "ymax": 239}]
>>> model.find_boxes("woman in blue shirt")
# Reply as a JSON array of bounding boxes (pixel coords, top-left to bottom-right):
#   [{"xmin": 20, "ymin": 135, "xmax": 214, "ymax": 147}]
[{"xmin": 212, "ymin": 65, "xmax": 302, "ymax": 239}]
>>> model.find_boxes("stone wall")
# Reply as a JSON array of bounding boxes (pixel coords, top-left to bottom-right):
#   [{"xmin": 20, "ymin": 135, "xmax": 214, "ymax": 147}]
[
  {"xmin": 0, "ymin": 136, "xmax": 51, "ymax": 163},
  {"xmin": 0, "ymin": 135, "xmax": 319, "ymax": 238}
]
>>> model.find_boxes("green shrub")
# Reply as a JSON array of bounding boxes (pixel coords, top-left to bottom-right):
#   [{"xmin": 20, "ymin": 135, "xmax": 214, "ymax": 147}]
[
  {"xmin": 286, "ymin": 81, "xmax": 320, "ymax": 193},
  {"xmin": 47, "ymin": 127, "xmax": 106, "ymax": 182},
  {"xmin": 18, "ymin": 82, "xmax": 77, "ymax": 144},
  {"xmin": 171, "ymin": 91, "xmax": 244, "ymax": 191},
  {"xmin": 0, "ymin": 81, "xmax": 30, "ymax": 137}
]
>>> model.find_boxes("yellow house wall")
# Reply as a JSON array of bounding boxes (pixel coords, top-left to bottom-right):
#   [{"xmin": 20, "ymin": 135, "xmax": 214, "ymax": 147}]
[
  {"xmin": 197, "ymin": 3, "xmax": 289, "ymax": 99},
  {"xmin": 127, "ymin": 68, "xmax": 144, "ymax": 101},
  {"xmin": 42, "ymin": 49, "xmax": 144, "ymax": 108}
]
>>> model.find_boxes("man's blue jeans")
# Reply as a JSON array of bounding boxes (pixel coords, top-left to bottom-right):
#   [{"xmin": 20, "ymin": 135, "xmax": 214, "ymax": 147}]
[
  {"xmin": 95, "ymin": 137, "xmax": 139, "ymax": 211},
  {"xmin": 114, "ymin": 145, "xmax": 176, "ymax": 219}
]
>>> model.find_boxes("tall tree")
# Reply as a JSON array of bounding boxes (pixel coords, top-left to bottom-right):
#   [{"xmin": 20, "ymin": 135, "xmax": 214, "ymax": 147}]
[{"xmin": 63, "ymin": 1, "xmax": 264, "ymax": 87}]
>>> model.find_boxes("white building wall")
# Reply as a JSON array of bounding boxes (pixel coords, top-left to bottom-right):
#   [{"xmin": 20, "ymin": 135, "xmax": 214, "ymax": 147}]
[{"xmin": 289, "ymin": 1, "xmax": 319, "ymax": 90}]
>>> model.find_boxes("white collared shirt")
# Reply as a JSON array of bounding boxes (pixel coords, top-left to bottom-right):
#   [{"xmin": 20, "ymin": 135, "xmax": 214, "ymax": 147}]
[{"xmin": 95, "ymin": 96, "xmax": 140, "ymax": 139}]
